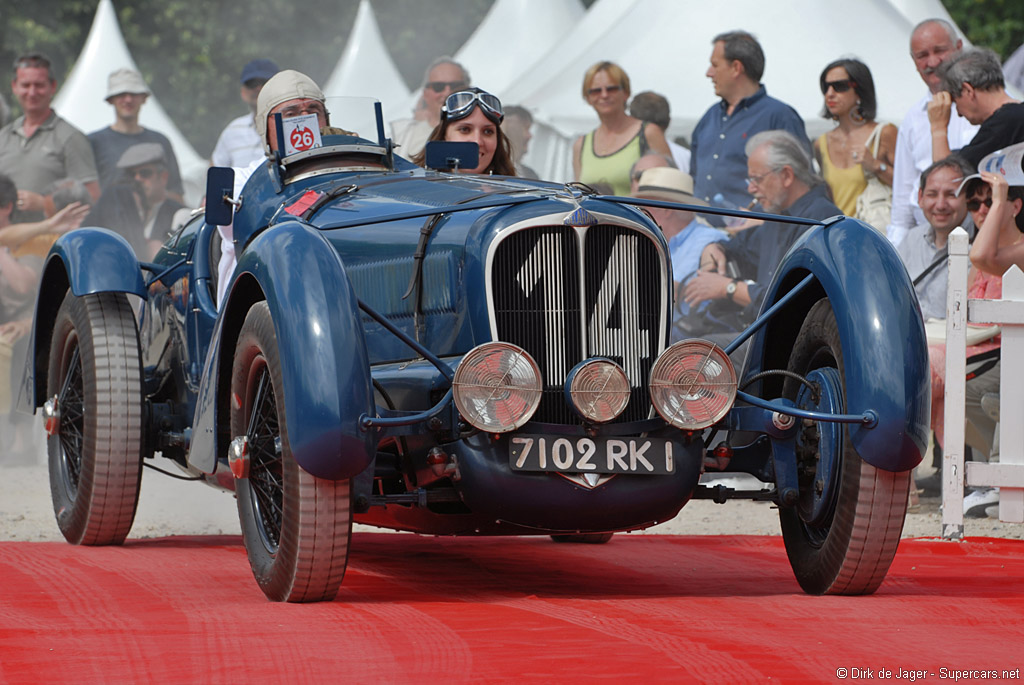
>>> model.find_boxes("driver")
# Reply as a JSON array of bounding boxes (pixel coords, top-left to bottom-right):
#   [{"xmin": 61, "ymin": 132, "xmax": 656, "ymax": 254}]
[{"xmin": 216, "ymin": 70, "xmax": 335, "ymax": 306}]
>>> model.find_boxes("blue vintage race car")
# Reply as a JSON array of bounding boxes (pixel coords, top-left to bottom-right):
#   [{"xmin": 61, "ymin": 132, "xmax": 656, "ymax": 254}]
[{"xmin": 22, "ymin": 102, "xmax": 929, "ymax": 602}]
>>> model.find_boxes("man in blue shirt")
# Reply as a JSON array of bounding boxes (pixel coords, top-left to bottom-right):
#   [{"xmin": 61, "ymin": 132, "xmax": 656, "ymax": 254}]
[{"xmin": 690, "ymin": 31, "xmax": 810, "ymax": 218}]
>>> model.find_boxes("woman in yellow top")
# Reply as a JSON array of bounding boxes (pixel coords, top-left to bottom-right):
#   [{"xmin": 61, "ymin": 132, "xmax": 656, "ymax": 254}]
[
  {"xmin": 572, "ymin": 61, "xmax": 671, "ymax": 196},
  {"xmin": 812, "ymin": 59, "xmax": 897, "ymax": 216}
]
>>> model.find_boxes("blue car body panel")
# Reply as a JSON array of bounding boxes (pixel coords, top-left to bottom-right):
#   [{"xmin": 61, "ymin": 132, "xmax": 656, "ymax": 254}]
[{"xmin": 746, "ymin": 218, "xmax": 929, "ymax": 472}]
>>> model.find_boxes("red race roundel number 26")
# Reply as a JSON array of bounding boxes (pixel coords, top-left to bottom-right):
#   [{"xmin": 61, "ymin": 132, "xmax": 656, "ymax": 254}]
[{"xmin": 290, "ymin": 126, "xmax": 315, "ymax": 151}]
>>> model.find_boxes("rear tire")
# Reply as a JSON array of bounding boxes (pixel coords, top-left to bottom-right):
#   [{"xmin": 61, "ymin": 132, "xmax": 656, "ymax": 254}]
[
  {"xmin": 231, "ymin": 302, "xmax": 352, "ymax": 602},
  {"xmin": 780, "ymin": 300, "xmax": 909, "ymax": 595},
  {"xmin": 47, "ymin": 291, "xmax": 143, "ymax": 545}
]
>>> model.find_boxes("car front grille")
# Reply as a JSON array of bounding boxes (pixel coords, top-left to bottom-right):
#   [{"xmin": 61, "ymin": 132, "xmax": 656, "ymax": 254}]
[{"xmin": 491, "ymin": 224, "xmax": 664, "ymax": 424}]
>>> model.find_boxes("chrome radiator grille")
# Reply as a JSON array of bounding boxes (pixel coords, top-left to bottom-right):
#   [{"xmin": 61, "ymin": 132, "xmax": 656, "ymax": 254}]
[{"xmin": 491, "ymin": 224, "xmax": 663, "ymax": 424}]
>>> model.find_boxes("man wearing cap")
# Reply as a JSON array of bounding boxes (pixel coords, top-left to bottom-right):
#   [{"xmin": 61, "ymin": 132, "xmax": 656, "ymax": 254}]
[
  {"xmin": 88, "ymin": 68, "xmax": 182, "ymax": 200},
  {"xmin": 211, "ymin": 59, "xmax": 280, "ymax": 169},
  {"xmin": 216, "ymin": 69, "xmax": 332, "ymax": 306},
  {"xmin": 634, "ymin": 167, "xmax": 724, "ymax": 290},
  {"xmin": 0, "ymin": 52, "xmax": 99, "ymax": 221},
  {"xmin": 119, "ymin": 142, "xmax": 185, "ymax": 260}
]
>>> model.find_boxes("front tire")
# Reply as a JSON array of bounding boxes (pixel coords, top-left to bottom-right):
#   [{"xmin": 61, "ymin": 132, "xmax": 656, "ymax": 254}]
[
  {"xmin": 780, "ymin": 300, "xmax": 909, "ymax": 595},
  {"xmin": 231, "ymin": 302, "xmax": 352, "ymax": 602},
  {"xmin": 47, "ymin": 291, "xmax": 144, "ymax": 545}
]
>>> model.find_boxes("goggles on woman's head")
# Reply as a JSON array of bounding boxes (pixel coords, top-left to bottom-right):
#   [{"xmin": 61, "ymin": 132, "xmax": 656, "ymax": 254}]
[{"xmin": 442, "ymin": 90, "xmax": 504, "ymax": 125}]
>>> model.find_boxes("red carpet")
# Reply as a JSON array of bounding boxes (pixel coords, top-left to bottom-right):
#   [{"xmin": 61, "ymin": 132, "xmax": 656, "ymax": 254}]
[{"xmin": 1, "ymin": 534, "xmax": 1022, "ymax": 683}]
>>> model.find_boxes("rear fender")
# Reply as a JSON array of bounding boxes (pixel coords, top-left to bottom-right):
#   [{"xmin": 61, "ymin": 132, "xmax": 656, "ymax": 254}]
[
  {"xmin": 745, "ymin": 218, "xmax": 928, "ymax": 472},
  {"xmin": 23, "ymin": 229, "xmax": 146, "ymax": 409},
  {"xmin": 188, "ymin": 221, "xmax": 377, "ymax": 480}
]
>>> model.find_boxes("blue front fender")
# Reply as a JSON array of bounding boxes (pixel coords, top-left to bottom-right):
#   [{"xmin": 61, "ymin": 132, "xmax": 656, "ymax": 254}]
[
  {"xmin": 746, "ymin": 218, "xmax": 929, "ymax": 472},
  {"xmin": 22, "ymin": 228, "xmax": 146, "ymax": 410},
  {"xmin": 46, "ymin": 228, "xmax": 147, "ymax": 298},
  {"xmin": 189, "ymin": 221, "xmax": 377, "ymax": 481}
]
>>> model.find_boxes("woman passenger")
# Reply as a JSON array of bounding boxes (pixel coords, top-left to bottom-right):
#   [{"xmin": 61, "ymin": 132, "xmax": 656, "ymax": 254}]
[{"xmin": 413, "ymin": 88, "xmax": 516, "ymax": 176}]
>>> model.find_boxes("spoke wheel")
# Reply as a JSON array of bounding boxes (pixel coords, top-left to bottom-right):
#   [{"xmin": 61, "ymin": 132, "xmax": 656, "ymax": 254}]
[
  {"xmin": 231, "ymin": 302, "xmax": 352, "ymax": 602},
  {"xmin": 780, "ymin": 299, "xmax": 909, "ymax": 595},
  {"xmin": 46, "ymin": 291, "xmax": 143, "ymax": 545}
]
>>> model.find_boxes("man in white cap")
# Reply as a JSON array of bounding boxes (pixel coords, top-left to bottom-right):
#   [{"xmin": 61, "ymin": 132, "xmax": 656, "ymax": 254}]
[
  {"xmin": 88, "ymin": 68, "xmax": 182, "ymax": 200},
  {"xmin": 216, "ymin": 69, "xmax": 331, "ymax": 306}
]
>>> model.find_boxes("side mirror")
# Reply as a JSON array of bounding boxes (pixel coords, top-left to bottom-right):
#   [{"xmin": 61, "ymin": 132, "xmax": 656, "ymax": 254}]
[
  {"xmin": 425, "ymin": 141, "xmax": 479, "ymax": 172},
  {"xmin": 204, "ymin": 167, "xmax": 235, "ymax": 226}
]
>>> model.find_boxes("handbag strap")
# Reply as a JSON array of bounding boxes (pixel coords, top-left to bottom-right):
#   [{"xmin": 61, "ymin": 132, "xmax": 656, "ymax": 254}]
[{"xmin": 865, "ymin": 124, "xmax": 884, "ymax": 157}]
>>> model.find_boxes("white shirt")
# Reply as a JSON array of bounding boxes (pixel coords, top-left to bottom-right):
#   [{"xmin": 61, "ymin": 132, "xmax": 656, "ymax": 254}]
[
  {"xmin": 216, "ymin": 157, "xmax": 264, "ymax": 307},
  {"xmin": 668, "ymin": 140, "xmax": 691, "ymax": 174},
  {"xmin": 211, "ymin": 113, "xmax": 264, "ymax": 168},
  {"xmin": 390, "ymin": 118, "xmax": 433, "ymax": 159},
  {"xmin": 887, "ymin": 92, "xmax": 978, "ymax": 247}
]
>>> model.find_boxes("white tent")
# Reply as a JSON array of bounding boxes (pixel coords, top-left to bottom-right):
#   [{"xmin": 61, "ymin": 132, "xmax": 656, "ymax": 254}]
[
  {"xmin": 322, "ymin": 0, "xmax": 411, "ymax": 124},
  {"xmin": 53, "ymin": 0, "xmax": 206, "ymax": 204},
  {"xmin": 510, "ymin": 0, "xmax": 946, "ymax": 182},
  {"xmin": 393, "ymin": 0, "xmax": 585, "ymax": 121},
  {"xmin": 454, "ymin": 0, "xmax": 585, "ymax": 98},
  {"xmin": 886, "ymin": 0, "xmax": 962, "ymax": 33}
]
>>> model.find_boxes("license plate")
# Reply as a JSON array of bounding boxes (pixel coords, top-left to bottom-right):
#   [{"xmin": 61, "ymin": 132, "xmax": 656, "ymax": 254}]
[{"xmin": 509, "ymin": 435, "xmax": 675, "ymax": 475}]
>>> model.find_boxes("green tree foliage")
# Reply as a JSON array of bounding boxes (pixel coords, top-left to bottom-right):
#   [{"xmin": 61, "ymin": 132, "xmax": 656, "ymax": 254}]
[{"xmin": 942, "ymin": 0, "xmax": 1024, "ymax": 60}]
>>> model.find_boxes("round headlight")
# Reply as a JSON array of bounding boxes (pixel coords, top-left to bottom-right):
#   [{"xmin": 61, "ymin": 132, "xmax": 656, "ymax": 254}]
[
  {"xmin": 453, "ymin": 342, "xmax": 542, "ymax": 433},
  {"xmin": 649, "ymin": 340, "xmax": 737, "ymax": 430},
  {"xmin": 565, "ymin": 358, "xmax": 630, "ymax": 423}
]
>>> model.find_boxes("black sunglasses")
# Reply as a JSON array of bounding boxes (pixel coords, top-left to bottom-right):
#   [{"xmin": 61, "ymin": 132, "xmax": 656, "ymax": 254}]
[
  {"xmin": 587, "ymin": 85, "xmax": 622, "ymax": 97},
  {"xmin": 425, "ymin": 80, "xmax": 468, "ymax": 93},
  {"xmin": 966, "ymin": 197, "xmax": 993, "ymax": 212},
  {"xmin": 821, "ymin": 79, "xmax": 855, "ymax": 95}
]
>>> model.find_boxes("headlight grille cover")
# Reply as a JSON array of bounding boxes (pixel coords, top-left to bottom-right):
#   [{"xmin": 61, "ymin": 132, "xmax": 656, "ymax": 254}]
[
  {"xmin": 649, "ymin": 340, "xmax": 737, "ymax": 430},
  {"xmin": 453, "ymin": 342, "xmax": 542, "ymax": 432}
]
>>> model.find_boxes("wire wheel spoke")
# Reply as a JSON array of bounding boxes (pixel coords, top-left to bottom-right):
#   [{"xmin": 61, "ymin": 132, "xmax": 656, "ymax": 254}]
[
  {"xmin": 246, "ymin": 365, "xmax": 284, "ymax": 552},
  {"xmin": 58, "ymin": 345, "xmax": 85, "ymax": 491}
]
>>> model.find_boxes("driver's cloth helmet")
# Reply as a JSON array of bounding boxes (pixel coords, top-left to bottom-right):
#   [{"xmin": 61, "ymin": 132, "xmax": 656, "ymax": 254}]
[{"xmin": 255, "ymin": 70, "xmax": 326, "ymax": 154}]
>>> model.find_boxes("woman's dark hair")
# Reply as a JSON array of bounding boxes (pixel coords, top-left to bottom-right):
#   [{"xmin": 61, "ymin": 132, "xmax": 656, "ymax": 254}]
[
  {"xmin": 411, "ymin": 100, "xmax": 515, "ymax": 176},
  {"xmin": 819, "ymin": 58, "xmax": 877, "ymax": 121}
]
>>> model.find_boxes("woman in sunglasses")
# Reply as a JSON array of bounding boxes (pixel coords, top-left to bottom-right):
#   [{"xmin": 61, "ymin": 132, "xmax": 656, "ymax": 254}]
[
  {"xmin": 572, "ymin": 61, "xmax": 671, "ymax": 196},
  {"xmin": 812, "ymin": 58, "xmax": 897, "ymax": 220},
  {"xmin": 413, "ymin": 88, "xmax": 515, "ymax": 176}
]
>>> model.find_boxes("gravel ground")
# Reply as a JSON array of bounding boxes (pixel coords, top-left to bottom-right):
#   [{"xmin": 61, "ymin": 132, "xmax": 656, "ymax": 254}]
[{"xmin": 3, "ymin": 423, "xmax": 1021, "ymax": 542}]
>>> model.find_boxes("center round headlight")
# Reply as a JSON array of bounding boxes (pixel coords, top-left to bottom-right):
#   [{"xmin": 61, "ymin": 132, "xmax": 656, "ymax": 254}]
[
  {"xmin": 453, "ymin": 342, "xmax": 543, "ymax": 433},
  {"xmin": 649, "ymin": 340, "xmax": 737, "ymax": 430},
  {"xmin": 565, "ymin": 358, "xmax": 631, "ymax": 423}
]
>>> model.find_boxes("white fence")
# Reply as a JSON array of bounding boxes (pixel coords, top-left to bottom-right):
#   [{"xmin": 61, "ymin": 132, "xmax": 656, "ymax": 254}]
[{"xmin": 941, "ymin": 227, "xmax": 1024, "ymax": 540}]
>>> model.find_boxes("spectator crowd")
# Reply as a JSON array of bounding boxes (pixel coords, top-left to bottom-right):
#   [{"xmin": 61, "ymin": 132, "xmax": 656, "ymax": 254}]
[{"xmin": 1, "ymin": 17, "xmax": 1022, "ymax": 517}]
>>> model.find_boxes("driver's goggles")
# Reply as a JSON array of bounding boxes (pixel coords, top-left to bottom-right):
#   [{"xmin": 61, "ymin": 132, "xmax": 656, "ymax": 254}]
[{"xmin": 443, "ymin": 90, "xmax": 504, "ymax": 125}]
